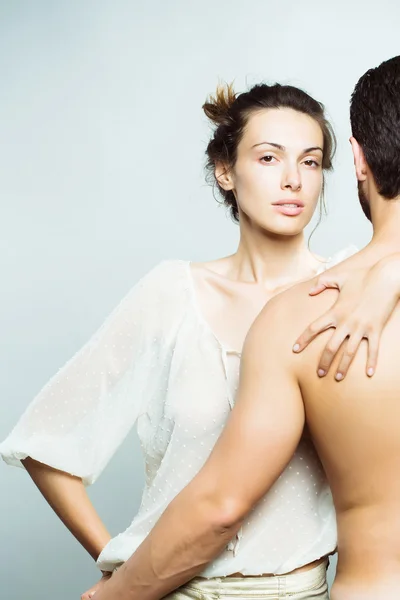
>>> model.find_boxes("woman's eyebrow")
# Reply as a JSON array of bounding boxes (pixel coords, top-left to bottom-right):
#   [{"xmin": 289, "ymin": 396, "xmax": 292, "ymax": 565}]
[
  {"xmin": 303, "ymin": 146, "xmax": 323, "ymax": 153},
  {"xmin": 252, "ymin": 141, "xmax": 285, "ymax": 150},
  {"xmin": 251, "ymin": 142, "xmax": 323, "ymax": 153}
]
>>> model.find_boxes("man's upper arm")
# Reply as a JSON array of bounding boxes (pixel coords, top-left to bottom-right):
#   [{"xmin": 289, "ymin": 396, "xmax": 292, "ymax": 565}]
[{"xmin": 197, "ymin": 297, "xmax": 305, "ymax": 516}]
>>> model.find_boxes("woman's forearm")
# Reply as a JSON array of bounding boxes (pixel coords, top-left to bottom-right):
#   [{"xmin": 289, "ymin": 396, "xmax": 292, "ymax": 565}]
[{"xmin": 23, "ymin": 457, "xmax": 111, "ymax": 561}]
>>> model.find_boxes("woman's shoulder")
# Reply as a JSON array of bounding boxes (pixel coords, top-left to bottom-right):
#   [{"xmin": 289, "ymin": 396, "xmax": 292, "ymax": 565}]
[{"xmin": 129, "ymin": 259, "xmax": 191, "ymax": 314}]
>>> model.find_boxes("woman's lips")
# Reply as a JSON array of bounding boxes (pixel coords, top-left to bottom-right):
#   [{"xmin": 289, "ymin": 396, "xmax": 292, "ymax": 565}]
[{"xmin": 272, "ymin": 203, "xmax": 304, "ymax": 216}]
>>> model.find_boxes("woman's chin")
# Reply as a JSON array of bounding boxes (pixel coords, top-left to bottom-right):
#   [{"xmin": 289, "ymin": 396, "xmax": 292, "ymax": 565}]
[
  {"xmin": 243, "ymin": 210, "xmax": 311, "ymax": 237},
  {"xmin": 259, "ymin": 221, "xmax": 307, "ymax": 237}
]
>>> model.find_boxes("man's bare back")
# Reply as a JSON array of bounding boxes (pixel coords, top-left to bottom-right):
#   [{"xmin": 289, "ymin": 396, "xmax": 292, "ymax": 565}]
[{"xmin": 266, "ymin": 247, "xmax": 400, "ymax": 598}]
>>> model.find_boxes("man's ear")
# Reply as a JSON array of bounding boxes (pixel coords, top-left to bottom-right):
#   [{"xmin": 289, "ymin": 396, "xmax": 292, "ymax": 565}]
[
  {"xmin": 350, "ymin": 137, "xmax": 368, "ymax": 182},
  {"xmin": 215, "ymin": 162, "xmax": 234, "ymax": 190}
]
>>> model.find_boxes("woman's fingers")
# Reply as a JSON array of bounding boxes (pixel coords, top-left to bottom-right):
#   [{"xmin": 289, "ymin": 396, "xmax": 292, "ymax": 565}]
[
  {"xmin": 293, "ymin": 313, "xmax": 335, "ymax": 353},
  {"xmin": 309, "ymin": 276, "xmax": 342, "ymax": 297},
  {"xmin": 293, "ymin": 260, "xmax": 395, "ymax": 380},
  {"xmin": 308, "ymin": 282, "xmax": 330, "ymax": 296},
  {"xmin": 366, "ymin": 330, "xmax": 381, "ymax": 377},
  {"xmin": 334, "ymin": 332, "xmax": 365, "ymax": 380},
  {"xmin": 317, "ymin": 328, "xmax": 381, "ymax": 381},
  {"xmin": 315, "ymin": 326, "xmax": 350, "ymax": 377}
]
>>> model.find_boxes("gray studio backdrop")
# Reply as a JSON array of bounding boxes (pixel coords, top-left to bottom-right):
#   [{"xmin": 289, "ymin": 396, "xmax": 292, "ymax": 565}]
[{"xmin": 0, "ymin": 1, "xmax": 398, "ymax": 598}]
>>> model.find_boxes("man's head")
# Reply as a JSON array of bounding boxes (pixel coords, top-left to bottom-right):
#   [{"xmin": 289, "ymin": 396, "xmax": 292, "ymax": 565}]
[{"xmin": 350, "ymin": 56, "xmax": 400, "ymax": 221}]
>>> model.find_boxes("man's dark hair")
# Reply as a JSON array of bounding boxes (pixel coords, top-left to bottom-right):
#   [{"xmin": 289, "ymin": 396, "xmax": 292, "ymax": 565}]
[{"xmin": 350, "ymin": 56, "xmax": 400, "ymax": 200}]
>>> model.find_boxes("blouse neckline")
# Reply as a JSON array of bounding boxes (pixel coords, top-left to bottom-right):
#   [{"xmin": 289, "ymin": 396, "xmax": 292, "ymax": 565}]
[
  {"xmin": 185, "ymin": 261, "xmax": 242, "ymax": 356},
  {"xmin": 183, "ymin": 255, "xmax": 335, "ymax": 358}
]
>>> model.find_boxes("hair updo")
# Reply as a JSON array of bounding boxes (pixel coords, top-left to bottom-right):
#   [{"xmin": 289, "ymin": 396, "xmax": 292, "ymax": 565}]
[{"xmin": 203, "ymin": 82, "xmax": 336, "ymax": 222}]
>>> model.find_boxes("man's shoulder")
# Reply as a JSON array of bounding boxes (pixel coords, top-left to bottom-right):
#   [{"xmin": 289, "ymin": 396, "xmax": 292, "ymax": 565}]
[
  {"xmin": 243, "ymin": 280, "xmax": 333, "ymax": 376},
  {"xmin": 252, "ymin": 278, "xmax": 339, "ymax": 350}
]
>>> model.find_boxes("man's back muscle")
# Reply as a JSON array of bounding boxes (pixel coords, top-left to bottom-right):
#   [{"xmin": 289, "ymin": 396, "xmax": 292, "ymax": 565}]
[{"xmin": 281, "ymin": 273, "xmax": 400, "ymax": 596}]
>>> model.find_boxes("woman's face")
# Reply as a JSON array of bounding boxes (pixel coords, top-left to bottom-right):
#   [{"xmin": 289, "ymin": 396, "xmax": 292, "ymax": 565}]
[{"xmin": 222, "ymin": 108, "xmax": 324, "ymax": 236}]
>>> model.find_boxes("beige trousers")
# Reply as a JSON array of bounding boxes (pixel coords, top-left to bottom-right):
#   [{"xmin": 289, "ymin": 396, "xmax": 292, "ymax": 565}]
[{"xmin": 164, "ymin": 560, "xmax": 329, "ymax": 599}]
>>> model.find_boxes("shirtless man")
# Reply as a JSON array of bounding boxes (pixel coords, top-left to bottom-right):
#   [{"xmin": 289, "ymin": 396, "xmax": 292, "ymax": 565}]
[{"xmin": 93, "ymin": 56, "xmax": 400, "ymax": 600}]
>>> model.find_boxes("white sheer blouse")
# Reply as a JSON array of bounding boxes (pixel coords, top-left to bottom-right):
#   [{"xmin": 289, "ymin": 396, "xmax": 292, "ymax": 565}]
[{"xmin": 0, "ymin": 249, "xmax": 356, "ymax": 576}]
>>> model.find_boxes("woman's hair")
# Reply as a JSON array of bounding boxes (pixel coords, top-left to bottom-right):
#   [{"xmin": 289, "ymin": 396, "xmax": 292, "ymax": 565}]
[{"xmin": 203, "ymin": 82, "xmax": 336, "ymax": 222}]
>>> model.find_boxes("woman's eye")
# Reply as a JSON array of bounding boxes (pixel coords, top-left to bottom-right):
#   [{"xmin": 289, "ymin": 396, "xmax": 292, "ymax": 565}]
[
  {"xmin": 261, "ymin": 155, "xmax": 276, "ymax": 163},
  {"xmin": 304, "ymin": 159, "xmax": 320, "ymax": 167}
]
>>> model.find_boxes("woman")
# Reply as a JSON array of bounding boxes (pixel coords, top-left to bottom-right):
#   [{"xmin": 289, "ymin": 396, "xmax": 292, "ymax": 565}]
[{"xmin": 0, "ymin": 81, "xmax": 397, "ymax": 600}]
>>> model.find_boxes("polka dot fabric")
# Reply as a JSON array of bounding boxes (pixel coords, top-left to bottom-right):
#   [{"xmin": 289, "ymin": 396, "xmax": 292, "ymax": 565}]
[{"xmin": 0, "ymin": 247, "xmax": 357, "ymax": 576}]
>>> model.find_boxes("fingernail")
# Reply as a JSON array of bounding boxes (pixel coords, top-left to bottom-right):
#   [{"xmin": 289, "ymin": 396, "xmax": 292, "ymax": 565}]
[
  {"xmin": 318, "ymin": 369, "xmax": 326, "ymax": 377},
  {"xmin": 293, "ymin": 343, "xmax": 300, "ymax": 352},
  {"xmin": 335, "ymin": 372, "xmax": 343, "ymax": 381},
  {"xmin": 367, "ymin": 367, "xmax": 374, "ymax": 377}
]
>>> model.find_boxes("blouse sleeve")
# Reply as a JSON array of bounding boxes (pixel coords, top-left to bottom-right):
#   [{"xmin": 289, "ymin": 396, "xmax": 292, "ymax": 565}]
[{"xmin": 0, "ymin": 262, "xmax": 170, "ymax": 485}]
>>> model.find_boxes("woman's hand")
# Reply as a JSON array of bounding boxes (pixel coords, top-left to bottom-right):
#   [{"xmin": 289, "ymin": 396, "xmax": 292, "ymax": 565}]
[
  {"xmin": 81, "ymin": 572, "xmax": 112, "ymax": 599},
  {"xmin": 292, "ymin": 254, "xmax": 400, "ymax": 380}
]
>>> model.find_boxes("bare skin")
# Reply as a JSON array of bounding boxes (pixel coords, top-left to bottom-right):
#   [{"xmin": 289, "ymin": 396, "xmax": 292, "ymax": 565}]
[
  {"xmin": 191, "ymin": 251, "xmax": 323, "ymax": 354},
  {"xmin": 274, "ymin": 242, "xmax": 400, "ymax": 598},
  {"xmin": 301, "ymin": 303, "xmax": 400, "ymax": 599},
  {"xmin": 22, "ymin": 457, "xmax": 111, "ymax": 562}
]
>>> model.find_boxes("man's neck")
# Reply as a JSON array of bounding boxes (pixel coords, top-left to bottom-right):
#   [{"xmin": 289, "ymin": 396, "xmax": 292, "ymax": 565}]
[
  {"xmin": 358, "ymin": 194, "xmax": 400, "ymax": 265},
  {"xmin": 369, "ymin": 193, "xmax": 400, "ymax": 254}
]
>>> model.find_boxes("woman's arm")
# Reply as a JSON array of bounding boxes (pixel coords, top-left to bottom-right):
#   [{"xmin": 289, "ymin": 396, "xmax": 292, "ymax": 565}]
[
  {"xmin": 23, "ymin": 458, "xmax": 113, "ymax": 599},
  {"xmin": 23, "ymin": 457, "xmax": 111, "ymax": 561},
  {"xmin": 0, "ymin": 264, "xmax": 169, "ymax": 576}
]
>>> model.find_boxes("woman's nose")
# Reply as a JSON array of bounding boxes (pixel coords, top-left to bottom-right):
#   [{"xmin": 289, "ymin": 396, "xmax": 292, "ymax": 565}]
[{"xmin": 282, "ymin": 170, "xmax": 302, "ymax": 191}]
